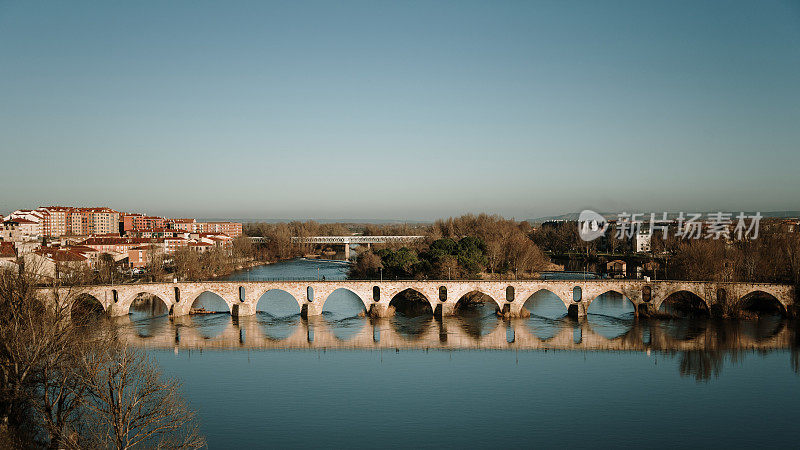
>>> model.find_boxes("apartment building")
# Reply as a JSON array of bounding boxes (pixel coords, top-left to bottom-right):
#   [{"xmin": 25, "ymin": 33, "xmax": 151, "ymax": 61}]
[
  {"xmin": 203, "ymin": 221, "xmax": 243, "ymax": 237},
  {"xmin": 126, "ymin": 228, "xmax": 186, "ymax": 239},
  {"xmin": 165, "ymin": 218, "xmax": 196, "ymax": 232},
  {"xmin": 39, "ymin": 206, "xmax": 71, "ymax": 237},
  {"xmin": 34, "ymin": 206, "xmax": 120, "ymax": 237}
]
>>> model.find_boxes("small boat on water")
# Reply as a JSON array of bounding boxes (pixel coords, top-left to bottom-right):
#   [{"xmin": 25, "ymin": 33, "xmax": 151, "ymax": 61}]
[{"xmin": 190, "ymin": 307, "xmax": 216, "ymax": 315}]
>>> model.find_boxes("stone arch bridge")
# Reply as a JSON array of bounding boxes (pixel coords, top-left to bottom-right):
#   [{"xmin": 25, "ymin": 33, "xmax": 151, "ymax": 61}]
[{"xmin": 41, "ymin": 279, "xmax": 794, "ymax": 318}]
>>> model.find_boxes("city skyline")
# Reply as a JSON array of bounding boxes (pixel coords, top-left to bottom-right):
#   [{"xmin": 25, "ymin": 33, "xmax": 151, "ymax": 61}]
[{"xmin": 2, "ymin": 1, "xmax": 799, "ymax": 220}]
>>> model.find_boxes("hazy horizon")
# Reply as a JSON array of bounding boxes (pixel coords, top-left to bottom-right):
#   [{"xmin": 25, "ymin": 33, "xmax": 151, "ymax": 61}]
[{"xmin": 2, "ymin": 1, "xmax": 799, "ymax": 219}]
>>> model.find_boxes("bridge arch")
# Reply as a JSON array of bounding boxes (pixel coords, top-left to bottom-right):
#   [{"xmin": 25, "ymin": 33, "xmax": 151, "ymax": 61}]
[
  {"xmin": 584, "ymin": 290, "xmax": 636, "ymax": 340},
  {"xmin": 70, "ymin": 293, "xmax": 106, "ymax": 323},
  {"xmin": 452, "ymin": 290, "xmax": 501, "ymax": 340},
  {"xmin": 655, "ymin": 285, "xmax": 709, "ymax": 311},
  {"xmin": 255, "ymin": 289, "xmax": 303, "ymax": 317},
  {"xmin": 737, "ymin": 290, "xmax": 787, "ymax": 317},
  {"xmin": 389, "ymin": 288, "xmax": 434, "ymax": 316},
  {"xmin": 320, "ymin": 287, "xmax": 369, "ymax": 317},
  {"xmin": 189, "ymin": 290, "xmax": 232, "ymax": 314},
  {"xmin": 520, "ymin": 288, "xmax": 569, "ymax": 318},
  {"xmin": 124, "ymin": 291, "xmax": 171, "ymax": 319},
  {"xmin": 585, "ymin": 290, "xmax": 636, "ymax": 317},
  {"xmin": 658, "ymin": 290, "xmax": 710, "ymax": 318},
  {"xmin": 454, "ymin": 289, "xmax": 502, "ymax": 312}
]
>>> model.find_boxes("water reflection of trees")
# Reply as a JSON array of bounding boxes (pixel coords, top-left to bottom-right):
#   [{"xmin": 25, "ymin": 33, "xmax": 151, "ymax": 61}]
[
  {"xmin": 677, "ymin": 350, "xmax": 725, "ymax": 381},
  {"xmin": 659, "ymin": 319, "xmax": 708, "ymax": 342},
  {"xmin": 669, "ymin": 319, "xmax": 800, "ymax": 380},
  {"xmin": 454, "ymin": 300, "xmax": 499, "ymax": 340},
  {"xmin": 390, "ymin": 314, "xmax": 434, "ymax": 340}
]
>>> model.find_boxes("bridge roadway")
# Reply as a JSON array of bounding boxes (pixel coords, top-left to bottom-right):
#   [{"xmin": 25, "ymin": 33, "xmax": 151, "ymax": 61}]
[
  {"xmin": 42, "ymin": 279, "xmax": 794, "ymax": 319},
  {"xmin": 114, "ymin": 315, "xmax": 794, "ymax": 352}
]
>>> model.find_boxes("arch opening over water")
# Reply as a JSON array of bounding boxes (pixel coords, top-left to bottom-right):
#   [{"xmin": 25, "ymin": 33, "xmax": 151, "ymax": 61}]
[
  {"xmin": 254, "ymin": 290, "xmax": 301, "ymax": 341},
  {"xmin": 190, "ymin": 291, "xmax": 231, "ymax": 314},
  {"xmin": 322, "ymin": 288, "xmax": 367, "ymax": 321},
  {"xmin": 454, "ymin": 291, "xmax": 500, "ymax": 339},
  {"xmin": 521, "ymin": 289, "xmax": 567, "ymax": 319},
  {"xmin": 71, "ymin": 293, "xmax": 105, "ymax": 324},
  {"xmin": 322, "ymin": 288, "xmax": 369, "ymax": 341},
  {"xmin": 389, "ymin": 289, "xmax": 433, "ymax": 317},
  {"xmin": 256, "ymin": 289, "xmax": 301, "ymax": 318},
  {"xmin": 738, "ymin": 291, "xmax": 786, "ymax": 318},
  {"xmin": 587, "ymin": 290, "xmax": 636, "ymax": 318},
  {"xmin": 521, "ymin": 289, "xmax": 569, "ymax": 341},
  {"xmin": 126, "ymin": 292, "xmax": 171, "ymax": 338},
  {"xmin": 188, "ymin": 291, "xmax": 232, "ymax": 339},
  {"xmin": 587, "ymin": 290, "xmax": 636, "ymax": 339},
  {"xmin": 454, "ymin": 291, "xmax": 500, "ymax": 314},
  {"xmin": 660, "ymin": 291, "xmax": 710, "ymax": 318},
  {"xmin": 128, "ymin": 292, "xmax": 170, "ymax": 320}
]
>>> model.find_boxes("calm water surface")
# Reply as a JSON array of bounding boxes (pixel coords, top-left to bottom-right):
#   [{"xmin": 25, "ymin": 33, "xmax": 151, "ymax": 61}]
[{"xmin": 121, "ymin": 259, "xmax": 799, "ymax": 448}]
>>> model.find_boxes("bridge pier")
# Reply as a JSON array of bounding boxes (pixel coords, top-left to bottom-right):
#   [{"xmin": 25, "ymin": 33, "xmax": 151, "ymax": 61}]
[
  {"xmin": 231, "ymin": 302, "xmax": 256, "ymax": 317},
  {"xmin": 434, "ymin": 302, "xmax": 456, "ymax": 318},
  {"xmin": 368, "ymin": 302, "xmax": 391, "ymax": 318},
  {"xmin": 567, "ymin": 303, "xmax": 588, "ymax": 319},
  {"xmin": 637, "ymin": 302, "xmax": 657, "ymax": 317},
  {"xmin": 301, "ymin": 302, "xmax": 323, "ymax": 318},
  {"xmin": 109, "ymin": 303, "xmax": 131, "ymax": 317}
]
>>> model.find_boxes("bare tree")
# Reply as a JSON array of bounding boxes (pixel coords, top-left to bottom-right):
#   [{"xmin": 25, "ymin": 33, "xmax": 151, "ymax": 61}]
[
  {"xmin": 0, "ymin": 266, "xmax": 206, "ymax": 449},
  {"xmin": 80, "ymin": 346, "xmax": 205, "ymax": 449}
]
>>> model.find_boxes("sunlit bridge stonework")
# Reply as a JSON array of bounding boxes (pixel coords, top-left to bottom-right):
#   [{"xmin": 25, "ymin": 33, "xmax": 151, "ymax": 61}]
[{"xmin": 43, "ymin": 279, "xmax": 794, "ymax": 320}]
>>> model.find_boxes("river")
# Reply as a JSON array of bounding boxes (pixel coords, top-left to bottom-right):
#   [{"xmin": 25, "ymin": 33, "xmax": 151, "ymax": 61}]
[{"xmin": 120, "ymin": 259, "xmax": 799, "ymax": 448}]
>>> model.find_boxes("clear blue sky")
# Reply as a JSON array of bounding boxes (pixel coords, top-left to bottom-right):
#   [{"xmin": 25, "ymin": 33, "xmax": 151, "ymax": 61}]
[{"xmin": 1, "ymin": 0, "xmax": 798, "ymax": 220}]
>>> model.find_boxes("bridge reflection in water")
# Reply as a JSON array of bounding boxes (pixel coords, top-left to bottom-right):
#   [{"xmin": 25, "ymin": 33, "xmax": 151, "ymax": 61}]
[{"xmin": 113, "ymin": 312, "xmax": 797, "ymax": 353}]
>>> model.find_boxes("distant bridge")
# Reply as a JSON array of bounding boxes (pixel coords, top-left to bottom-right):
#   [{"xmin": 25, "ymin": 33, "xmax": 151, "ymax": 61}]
[
  {"xmin": 41, "ymin": 279, "xmax": 794, "ymax": 320},
  {"xmin": 250, "ymin": 235, "xmax": 425, "ymax": 259}
]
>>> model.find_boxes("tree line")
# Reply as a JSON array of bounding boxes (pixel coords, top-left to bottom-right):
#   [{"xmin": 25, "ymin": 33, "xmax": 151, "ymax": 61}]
[
  {"xmin": 241, "ymin": 214, "xmax": 800, "ymax": 293},
  {"xmin": 350, "ymin": 214, "xmax": 550, "ymax": 280}
]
